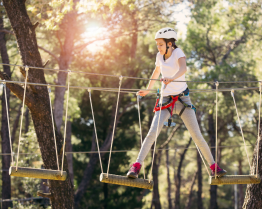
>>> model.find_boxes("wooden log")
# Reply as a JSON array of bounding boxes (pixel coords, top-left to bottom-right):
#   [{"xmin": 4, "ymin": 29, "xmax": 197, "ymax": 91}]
[
  {"xmin": 209, "ymin": 175, "xmax": 261, "ymax": 185},
  {"xmin": 100, "ymin": 173, "xmax": 153, "ymax": 189},
  {"xmin": 9, "ymin": 166, "xmax": 67, "ymax": 181}
]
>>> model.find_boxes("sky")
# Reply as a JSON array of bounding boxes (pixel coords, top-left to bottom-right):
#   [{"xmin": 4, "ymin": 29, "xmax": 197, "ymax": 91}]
[{"xmin": 84, "ymin": 1, "xmax": 192, "ymax": 52}]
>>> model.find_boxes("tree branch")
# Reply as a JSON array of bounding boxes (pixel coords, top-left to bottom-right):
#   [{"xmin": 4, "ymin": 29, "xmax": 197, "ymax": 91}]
[
  {"xmin": 38, "ymin": 46, "xmax": 59, "ymax": 63},
  {"xmin": 0, "ymin": 71, "xmax": 34, "ymax": 108}
]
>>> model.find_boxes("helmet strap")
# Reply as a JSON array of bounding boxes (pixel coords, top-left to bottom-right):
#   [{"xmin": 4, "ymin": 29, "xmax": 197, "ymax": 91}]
[{"xmin": 164, "ymin": 44, "xmax": 169, "ymax": 61}]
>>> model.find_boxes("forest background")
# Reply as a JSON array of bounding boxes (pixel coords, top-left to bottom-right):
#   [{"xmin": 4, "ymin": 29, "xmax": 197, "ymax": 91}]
[{"xmin": 0, "ymin": 0, "xmax": 262, "ymax": 208}]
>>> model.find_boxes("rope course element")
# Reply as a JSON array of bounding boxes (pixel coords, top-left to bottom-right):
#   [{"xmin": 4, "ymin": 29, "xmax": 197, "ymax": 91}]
[
  {"xmin": 215, "ymin": 81, "xmax": 219, "ymax": 179},
  {"xmin": 16, "ymin": 66, "xmax": 29, "ymax": 171},
  {"xmin": 137, "ymin": 95, "xmax": 145, "ymax": 179},
  {"xmin": 9, "ymin": 67, "xmax": 67, "ymax": 181},
  {"xmin": 231, "ymin": 90, "xmax": 251, "ymax": 170},
  {"xmin": 48, "ymin": 85, "xmax": 59, "ymax": 171},
  {"xmin": 0, "ymin": 62, "xmax": 261, "ymax": 84},
  {"xmin": 61, "ymin": 70, "xmax": 71, "ymax": 176},
  {"xmin": 149, "ymin": 87, "xmax": 164, "ymax": 183},
  {"xmin": 88, "ymin": 89, "xmax": 103, "ymax": 173},
  {"xmin": 0, "ymin": 79, "xmax": 260, "ymax": 95},
  {"xmin": 256, "ymin": 82, "xmax": 262, "ymax": 177},
  {"xmin": 2, "ymin": 81, "xmax": 14, "ymax": 164},
  {"xmin": 107, "ymin": 76, "xmax": 123, "ymax": 177}
]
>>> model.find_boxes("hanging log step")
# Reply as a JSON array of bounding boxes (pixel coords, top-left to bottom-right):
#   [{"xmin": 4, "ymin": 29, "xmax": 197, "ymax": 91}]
[
  {"xmin": 209, "ymin": 175, "xmax": 261, "ymax": 185},
  {"xmin": 100, "ymin": 173, "xmax": 153, "ymax": 189},
  {"xmin": 9, "ymin": 166, "xmax": 67, "ymax": 181}
]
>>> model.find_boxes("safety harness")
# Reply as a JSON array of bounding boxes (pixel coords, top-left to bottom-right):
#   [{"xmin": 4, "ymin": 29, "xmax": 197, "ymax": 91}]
[{"xmin": 153, "ymin": 88, "xmax": 196, "ymax": 126}]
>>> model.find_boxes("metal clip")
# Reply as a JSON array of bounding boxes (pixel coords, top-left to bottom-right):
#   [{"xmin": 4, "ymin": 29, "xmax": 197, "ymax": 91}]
[{"xmin": 164, "ymin": 118, "xmax": 176, "ymax": 127}]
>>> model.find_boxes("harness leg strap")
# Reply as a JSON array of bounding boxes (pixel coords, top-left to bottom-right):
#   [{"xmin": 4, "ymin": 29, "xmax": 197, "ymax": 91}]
[{"xmin": 179, "ymin": 106, "xmax": 187, "ymax": 117}]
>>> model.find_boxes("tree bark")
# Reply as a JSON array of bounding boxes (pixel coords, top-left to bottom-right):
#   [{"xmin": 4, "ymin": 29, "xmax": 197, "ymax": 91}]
[
  {"xmin": 24, "ymin": 107, "xmax": 30, "ymax": 133},
  {"xmin": 11, "ymin": 104, "xmax": 22, "ymax": 143},
  {"xmin": 242, "ymin": 121, "xmax": 262, "ymax": 208},
  {"xmin": 185, "ymin": 171, "xmax": 197, "ymax": 209},
  {"xmin": 238, "ymin": 159, "xmax": 244, "ymax": 208},
  {"xmin": 65, "ymin": 119, "xmax": 74, "ymax": 184},
  {"xmin": 208, "ymin": 112, "xmax": 218, "ymax": 209},
  {"xmin": 53, "ymin": 4, "xmax": 77, "ymax": 132},
  {"xmin": 150, "ymin": 151, "xmax": 161, "ymax": 209},
  {"xmin": 174, "ymin": 138, "xmax": 192, "ymax": 209},
  {"xmin": 0, "ymin": 11, "xmax": 12, "ymax": 209},
  {"xmin": 197, "ymin": 151, "xmax": 203, "ymax": 209},
  {"xmin": 1, "ymin": 1, "xmax": 74, "ymax": 208},
  {"xmin": 166, "ymin": 144, "xmax": 172, "ymax": 209}
]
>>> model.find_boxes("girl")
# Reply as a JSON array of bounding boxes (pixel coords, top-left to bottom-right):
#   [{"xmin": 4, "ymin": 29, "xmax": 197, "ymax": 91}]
[{"xmin": 127, "ymin": 27, "xmax": 227, "ymax": 179}]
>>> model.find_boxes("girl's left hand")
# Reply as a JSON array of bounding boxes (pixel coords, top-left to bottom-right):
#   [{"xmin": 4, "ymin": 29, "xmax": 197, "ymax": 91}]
[{"xmin": 160, "ymin": 77, "xmax": 173, "ymax": 85}]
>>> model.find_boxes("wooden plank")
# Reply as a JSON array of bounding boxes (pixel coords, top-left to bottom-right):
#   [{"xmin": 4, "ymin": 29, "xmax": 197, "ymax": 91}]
[
  {"xmin": 209, "ymin": 175, "xmax": 261, "ymax": 185},
  {"xmin": 9, "ymin": 166, "xmax": 67, "ymax": 181},
  {"xmin": 100, "ymin": 173, "xmax": 153, "ymax": 189}
]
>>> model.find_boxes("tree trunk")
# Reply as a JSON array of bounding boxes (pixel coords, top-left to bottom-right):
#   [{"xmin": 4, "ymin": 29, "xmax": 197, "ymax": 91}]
[
  {"xmin": 174, "ymin": 138, "xmax": 192, "ymax": 209},
  {"xmin": 11, "ymin": 104, "xmax": 21, "ymax": 143},
  {"xmin": 53, "ymin": 5, "xmax": 77, "ymax": 132},
  {"xmin": 238, "ymin": 159, "xmax": 244, "ymax": 209},
  {"xmin": 150, "ymin": 151, "xmax": 161, "ymax": 209},
  {"xmin": 197, "ymin": 151, "xmax": 203, "ymax": 209},
  {"xmin": 0, "ymin": 12, "xmax": 12, "ymax": 209},
  {"xmin": 242, "ymin": 121, "xmax": 262, "ymax": 208},
  {"xmin": 24, "ymin": 107, "xmax": 30, "ymax": 133},
  {"xmin": 1, "ymin": 1, "xmax": 74, "ymax": 208},
  {"xmin": 65, "ymin": 119, "xmax": 74, "ymax": 184},
  {"xmin": 185, "ymin": 171, "xmax": 197, "ymax": 209},
  {"xmin": 208, "ymin": 112, "xmax": 218, "ymax": 209},
  {"xmin": 166, "ymin": 144, "xmax": 172, "ymax": 209}
]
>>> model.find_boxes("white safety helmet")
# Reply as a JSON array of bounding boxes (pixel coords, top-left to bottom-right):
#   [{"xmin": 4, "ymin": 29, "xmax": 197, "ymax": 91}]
[{"xmin": 155, "ymin": 27, "xmax": 177, "ymax": 41}]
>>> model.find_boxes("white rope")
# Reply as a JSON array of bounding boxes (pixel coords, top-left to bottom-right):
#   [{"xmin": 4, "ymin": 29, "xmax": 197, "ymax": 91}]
[
  {"xmin": 231, "ymin": 90, "xmax": 252, "ymax": 171},
  {"xmin": 137, "ymin": 95, "xmax": 145, "ymax": 179},
  {"xmin": 16, "ymin": 66, "xmax": 29, "ymax": 171},
  {"xmin": 215, "ymin": 81, "xmax": 219, "ymax": 179},
  {"xmin": 106, "ymin": 76, "xmax": 123, "ymax": 177},
  {"xmin": 88, "ymin": 89, "xmax": 103, "ymax": 173},
  {"xmin": 3, "ymin": 81, "xmax": 14, "ymax": 164},
  {"xmin": 149, "ymin": 88, "xmax": 164, "ymax": 183},
  {"xmin": 195, "ymin": 144, "xmax": 211, "ymax": 176},
  {"xmin": 61, "ymin": 71, "xmax": 71, "ymax": 176},
  {"xmin": 47, "ymin": 86, "xmax": 60, "ymax": 170},
  {"xmin": 256, "ymin": 82, "xmax": 262, "ymax": 177}
]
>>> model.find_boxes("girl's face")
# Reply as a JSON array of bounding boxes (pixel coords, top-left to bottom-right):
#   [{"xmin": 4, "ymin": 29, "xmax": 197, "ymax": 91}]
[{"xmin": 156, "ymin": 39, "xmax": 171, "ymax": 55}]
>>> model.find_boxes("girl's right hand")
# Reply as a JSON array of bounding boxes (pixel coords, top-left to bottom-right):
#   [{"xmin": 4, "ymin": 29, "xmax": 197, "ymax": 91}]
[{"xmin": 137, "ymin": 90, "xmax": 150, "ymax": 97}]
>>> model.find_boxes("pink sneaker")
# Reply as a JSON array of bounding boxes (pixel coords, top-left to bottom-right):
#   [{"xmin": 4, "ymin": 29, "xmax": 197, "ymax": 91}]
[
  {"xmin": 127, "ymin": 162, "xmax": 141, "ymax": 179},
  {"xmin": 210, "ymin": 163, "xmax": 227, "ymax": 177}
]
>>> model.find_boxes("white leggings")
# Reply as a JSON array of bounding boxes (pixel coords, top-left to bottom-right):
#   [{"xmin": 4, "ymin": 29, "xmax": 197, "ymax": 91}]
[{"xmin": 136, "ymin": 96, "xmax": 215, "ymax": 166}]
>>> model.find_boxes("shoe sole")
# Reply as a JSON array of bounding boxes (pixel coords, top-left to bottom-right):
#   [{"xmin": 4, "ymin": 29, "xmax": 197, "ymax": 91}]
[
  {"xmin": 216, "ymin": 171, "xmax": 227, "ymax": 178},
  {"xmin": 127, "ymin": 172, "xmax": 138, "ymax": 179}
]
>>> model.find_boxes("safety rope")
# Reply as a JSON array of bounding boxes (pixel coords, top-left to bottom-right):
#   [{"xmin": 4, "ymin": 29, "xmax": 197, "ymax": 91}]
[
  {"xmin": 106, "ymin": 76, "xmax": 123, "ymax": 178},
  {"xmin": 231, "ymin": 90, "xmax": 251, "ymax": 171},
  {"xmin": 3, "ymin": 81, "xmax": 14, "ymax": 164},
  {"xmin": 195, "ymin": 144, "xmax": 211, "ymax": 176},
  {"xmin": 149, "ymin": 87, "xmax": 164, "ymax": 183},
  {"xmin": 61, "ymin": 70, "xmax": 71, "ymax": 176},
  {"xmin": 137, "ymin": 95, "xmax": 145, "ymax": 179},
  {"xmin": 47, "ymin": 85, "xmax": 60, "ymax": 170},
  {"xmin": 88, "ymin": 89, "xmax": 103, "ymax": 173},
  {"xmin": 215, "ymin": 81, "xmax": 219, "ymax": 179},
  {"xmin": 256, "ymin": 82, "xmax": 262, "ymax": 177},
  {"xmin": 16, "ymin": 66, "xmax": 29, "ymax": 171},
  {"xmin": 0, "ymin": 62, "xmax": 261, "ymax": 84}
]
